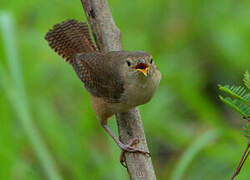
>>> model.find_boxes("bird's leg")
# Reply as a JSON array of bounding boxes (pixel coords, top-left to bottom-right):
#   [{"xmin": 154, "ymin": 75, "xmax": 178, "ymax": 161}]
[{"xmin": 102, "ymin": 123, "xmax": 150, "ymax": 167}]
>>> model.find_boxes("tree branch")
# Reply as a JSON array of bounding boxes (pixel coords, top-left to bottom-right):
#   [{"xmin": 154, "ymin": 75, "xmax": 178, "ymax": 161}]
[{"xmin": 80, "ymin": 0, "xmax": 157, "ymax": 179}]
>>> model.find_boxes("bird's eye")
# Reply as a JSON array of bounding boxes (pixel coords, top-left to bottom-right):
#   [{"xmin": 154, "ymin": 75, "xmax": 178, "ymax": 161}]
[
  {"xmin": 150, "ymin": 58, "xmax": 153, "ymax": 64},
  {"xmin": 126, "ymin": 61, "xmax": 131, "ymax": 66}
]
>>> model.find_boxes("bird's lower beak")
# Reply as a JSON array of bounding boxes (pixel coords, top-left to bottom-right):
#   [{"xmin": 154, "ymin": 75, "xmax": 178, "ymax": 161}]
[{"xmin": 134, "ymin": 63, "xmax": 149, "ymax": 76}]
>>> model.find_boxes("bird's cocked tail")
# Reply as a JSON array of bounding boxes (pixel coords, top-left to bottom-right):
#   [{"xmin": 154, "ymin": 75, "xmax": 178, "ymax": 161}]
[{"xmin": 45, "ymin": 19, "xmax": 96, "ymax": 64}]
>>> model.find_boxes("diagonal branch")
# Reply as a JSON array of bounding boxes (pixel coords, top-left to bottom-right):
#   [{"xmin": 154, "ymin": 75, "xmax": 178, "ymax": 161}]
[{"xmin": 80, "ymin": 0, "xmax": 157, "ymax": 179}]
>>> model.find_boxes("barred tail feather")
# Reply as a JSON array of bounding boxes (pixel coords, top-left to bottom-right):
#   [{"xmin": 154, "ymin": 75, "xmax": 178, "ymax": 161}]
[{"xmin": 45, "ymin": 19, "xmax": 96, "ymax": 64}]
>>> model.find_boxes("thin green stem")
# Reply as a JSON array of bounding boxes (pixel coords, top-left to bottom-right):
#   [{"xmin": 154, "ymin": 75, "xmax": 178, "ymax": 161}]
[
  {"xmin": 0, "ymin": 12, "xmax": 62, "ymax": 180},
  {"xmin": 171, "ymin": 129, "xmax": 219, "ymax": 180}
]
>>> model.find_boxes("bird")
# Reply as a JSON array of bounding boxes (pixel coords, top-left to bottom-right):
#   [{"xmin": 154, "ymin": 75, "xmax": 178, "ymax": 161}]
[{"xmin": 45, "ymin": 19, "xmax": 161, "ymax": 165}]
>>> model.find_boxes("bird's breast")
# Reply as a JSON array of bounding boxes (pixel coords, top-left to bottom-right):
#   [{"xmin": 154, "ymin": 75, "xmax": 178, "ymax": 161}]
[{"xmin": 123, "ymin": 70, "xmax": 161, "ymax": 106}]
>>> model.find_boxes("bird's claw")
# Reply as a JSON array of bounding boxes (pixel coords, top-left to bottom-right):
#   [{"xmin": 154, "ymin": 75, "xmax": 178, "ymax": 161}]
[{"xmin": 119, "ymin": 138, "xmax": 150, "ymax": 168}]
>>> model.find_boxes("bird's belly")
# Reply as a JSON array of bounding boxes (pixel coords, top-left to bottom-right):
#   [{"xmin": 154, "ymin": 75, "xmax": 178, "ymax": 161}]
[{"xmin": 109, "ymin": 102, "xmax": 134, "ymax": 113}]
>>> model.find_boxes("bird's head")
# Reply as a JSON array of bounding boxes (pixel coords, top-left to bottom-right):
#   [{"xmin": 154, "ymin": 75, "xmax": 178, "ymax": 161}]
[
  {"xmin": 121, "ymin": 51, "xmax": 157, "ymax": 78},
  {"xmin": 105, "ymin": 51, "xmax": 161, "ymax": 105},
  {"xmin": 104, "ymin": 50, "xmax": 160, "ymax": 83}
]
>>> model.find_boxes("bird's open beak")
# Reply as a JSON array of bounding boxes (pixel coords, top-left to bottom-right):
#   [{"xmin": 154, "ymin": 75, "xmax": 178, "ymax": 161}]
[{"xmin": 133, "ymin": 63, "xmax": 149, "ymax": 76}]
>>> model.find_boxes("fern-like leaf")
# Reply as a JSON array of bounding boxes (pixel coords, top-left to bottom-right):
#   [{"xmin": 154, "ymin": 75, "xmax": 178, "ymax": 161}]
[
  {"xmin": 218, "ymin": 84, "xmax": 249, "ymax": 104},
  {"xmin": 219, "ymin": 96, "xmax": 250, "ymax": 118},
  {"xmin": 218, "ymin": 71, "xmax": 250, "ymax": 179},
  {"xmin": 243, "ymin": 71, "xmax": 250, "ymax": 90}
]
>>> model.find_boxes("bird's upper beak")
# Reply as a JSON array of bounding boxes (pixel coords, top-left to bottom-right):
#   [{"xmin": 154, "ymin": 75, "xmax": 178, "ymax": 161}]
[{"xmin": 133, "ymin": 62, "xmax": 149, "ymax": 76}]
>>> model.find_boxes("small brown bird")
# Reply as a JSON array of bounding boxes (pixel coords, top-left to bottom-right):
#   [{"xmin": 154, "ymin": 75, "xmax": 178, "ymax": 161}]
[{"xmin": 45, "ymin": 19, "xmax": 161, "ymax": 162}]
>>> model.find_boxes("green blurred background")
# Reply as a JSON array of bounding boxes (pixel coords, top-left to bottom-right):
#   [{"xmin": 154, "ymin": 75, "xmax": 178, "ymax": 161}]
[{"xmin": 0, "ymin": 0, "xmax": 249, "ymax": 179}]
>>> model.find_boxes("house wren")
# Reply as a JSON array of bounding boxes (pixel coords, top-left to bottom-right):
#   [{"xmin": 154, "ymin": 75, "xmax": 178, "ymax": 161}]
[{"xmin": 45, "ymin": 19, "xmax": 161, "ymax": 163}]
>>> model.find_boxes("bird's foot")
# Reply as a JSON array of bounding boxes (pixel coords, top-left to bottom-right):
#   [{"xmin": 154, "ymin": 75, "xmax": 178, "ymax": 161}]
[{"xmin": 119, "ymin": 138, "xmax": 150, "ymax": 168}]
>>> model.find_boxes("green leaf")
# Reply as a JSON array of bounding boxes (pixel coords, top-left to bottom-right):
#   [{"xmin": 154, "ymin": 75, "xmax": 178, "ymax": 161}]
[
  {"xmin": 218, "ymin": 84, "xmax": 249, "ymax": 103},
  {"xmin": 243, "ymin": 71, "xmax": 250, "ymax": 90},
  {"xmin": 243, "ymin": 93, "xmax": 250, "ymax": 103},
  {"xmin": 219, "ymin": 96, "xmax": 250, "ymax": 118}
]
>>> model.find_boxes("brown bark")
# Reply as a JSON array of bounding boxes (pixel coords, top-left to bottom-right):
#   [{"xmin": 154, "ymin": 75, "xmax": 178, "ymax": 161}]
[{"xmin": 80, "ymin": 0, "xmax": 157, "ymax": 179}]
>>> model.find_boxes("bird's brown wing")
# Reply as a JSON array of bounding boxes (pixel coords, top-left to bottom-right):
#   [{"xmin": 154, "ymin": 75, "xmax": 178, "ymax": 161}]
[{"xmin": 73, "ymin": 52, "xmax": 125, "ymax": 103}]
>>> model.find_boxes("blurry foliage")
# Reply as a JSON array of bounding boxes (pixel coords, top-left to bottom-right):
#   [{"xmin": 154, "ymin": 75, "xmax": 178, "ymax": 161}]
[{"xmin": 0, "ymin": 0, "xmax": 250, "ymax": 179}]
